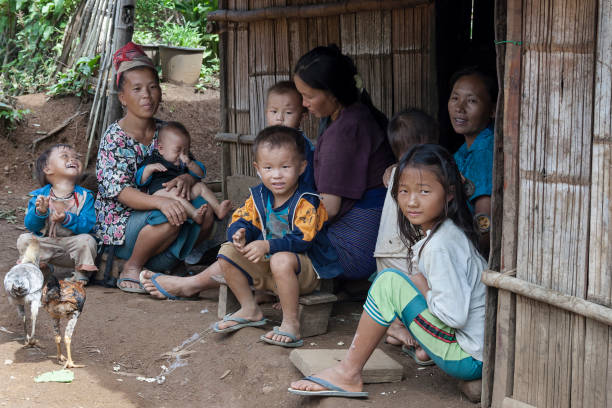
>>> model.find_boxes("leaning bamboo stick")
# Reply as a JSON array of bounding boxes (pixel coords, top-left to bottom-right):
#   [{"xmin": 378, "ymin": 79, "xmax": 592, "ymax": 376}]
[
  {"xmin": 482, "ymin": 270, "xmax": 612, "ymax": 326},
  {"xmin": 207, "ymin": 0, "xmax": 432, "ymax": 24}
]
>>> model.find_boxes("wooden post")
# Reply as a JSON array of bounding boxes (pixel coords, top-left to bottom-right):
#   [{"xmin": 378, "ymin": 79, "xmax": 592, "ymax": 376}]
[{"xmin": 104, "ymin": 0, "xmax": 135, "ymax": 132}]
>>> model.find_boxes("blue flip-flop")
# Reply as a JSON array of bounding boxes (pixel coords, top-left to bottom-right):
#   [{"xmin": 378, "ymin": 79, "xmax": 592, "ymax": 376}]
[
  {"xmin": 260, "ymin": 326, "xmax": 304, "ymax": 348},
  {"xmin": 141, "ymin": 271, "xmax": 199, "ymax": 301},
  {"xmin": 213, "ymin": 313, "xmax": 267, "ymax": 333},
  {"xmin": 287, "ymin": 376, "xmax": 369, "ymax": 398},
  {"xmin": 116, "ymin": 277, "xmax": 146, "ymax": 293}
]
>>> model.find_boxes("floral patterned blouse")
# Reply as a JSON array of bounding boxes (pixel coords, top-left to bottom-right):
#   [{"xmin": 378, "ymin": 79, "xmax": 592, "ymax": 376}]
[{"xmin": 95, "ymin": 120, "xmax": 161, "ymax": 245}]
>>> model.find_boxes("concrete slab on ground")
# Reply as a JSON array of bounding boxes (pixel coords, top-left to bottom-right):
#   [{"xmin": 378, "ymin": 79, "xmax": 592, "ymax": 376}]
[{"xmin": 289, "ymin": 348, "xmax": 403, "ymax": 384}]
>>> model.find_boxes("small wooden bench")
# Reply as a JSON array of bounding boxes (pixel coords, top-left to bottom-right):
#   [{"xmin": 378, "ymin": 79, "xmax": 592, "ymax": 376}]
[{"xmin": 216, "ymin": 276, "xmax": 337, "ymax": 338}]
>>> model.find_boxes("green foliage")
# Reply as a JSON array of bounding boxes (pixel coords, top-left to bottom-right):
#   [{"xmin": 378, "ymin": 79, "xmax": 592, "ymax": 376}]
[
  {"xmin": 0, "ymin": 207, "xmax": 26, "ymax": 223},
  {"xmin": 0, "ymin": 105, "xmax": 30, "ymax": 133},
  {"xmin": 133, "ymin": 30, "xmax": 157, "ymax": 45},
  {"xmin": 135, "ymin": 0, "xmax": 220, "ymax": 81},
  {"xmin": 46, "ymin": 55, "xmax": 100, "ymax": 98},
  {"xmin": 160, "ymin": 22, "xmax": 202, "ymax": 48},
  {"xmin": 195, "ymin": 60, "xmax": 219, "ymax": 92},
  {"xmin": 0, "ymin": 0, "xmax": 79, "ymax": 96}
]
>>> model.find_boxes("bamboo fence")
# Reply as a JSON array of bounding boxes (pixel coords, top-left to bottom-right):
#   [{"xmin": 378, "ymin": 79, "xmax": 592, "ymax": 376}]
[{"xmin": 486, "ymin": 0, "xmax": 612, "ymax": 407}]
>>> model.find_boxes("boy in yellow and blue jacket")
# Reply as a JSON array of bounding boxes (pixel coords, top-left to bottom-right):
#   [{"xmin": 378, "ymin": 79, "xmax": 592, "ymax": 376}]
[{"xmin": 213, "ymin": 126, "xmax": 340, "ymax": 348}]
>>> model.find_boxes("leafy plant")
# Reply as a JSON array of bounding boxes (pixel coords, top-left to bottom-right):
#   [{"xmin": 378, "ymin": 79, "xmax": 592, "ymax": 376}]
[
  {"xmin": 0, "ymin": 207, "xmax": 26, "ymax": 223},
  {"xmin": 160, "ymin": 22, "xmax": 202, "ymax": 48},
  {"xmin": 0, "ymin": 104, "xmax": 30, "ymax": 133},
  {"xmin": 195, "ymin": 62, "xmax": 219, "ymax": 92},
  {"xmin": 133, "ymin": 30, "xmax": 157, "ymax": 45},
  {"xmin": 46, "ymin": 55, "xmax": 100, "ymax": 98},
  {"xmin": 0, "ymin": 0, "xmax": 80, "ymax": 96}
]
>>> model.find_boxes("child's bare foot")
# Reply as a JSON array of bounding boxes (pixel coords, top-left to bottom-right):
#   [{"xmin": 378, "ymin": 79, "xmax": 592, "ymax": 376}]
[
  {"xmin": 192, "ymin": 204, "xmax": 208, "ymax": 224},
  {"xmin": 385, "ymin": 319, "xmax": 416, "ymax": 347},
  {"xmin": 214, "ymin": 200, "xmax": 232, "ymax": 219},
  {"xmin": 262, "ymin": 319, "xmax": 300, "ymax": 345},
  {"xmin": 289, "ymin": 364, "xmax": 364, "ymax": 393},
  {"xmin": 140, "ymin": 270, "xmax": 202, "ymax": 299},
  {"xmin": 214, "ymin": 307, "xmax": 264, "ymax": 331}
]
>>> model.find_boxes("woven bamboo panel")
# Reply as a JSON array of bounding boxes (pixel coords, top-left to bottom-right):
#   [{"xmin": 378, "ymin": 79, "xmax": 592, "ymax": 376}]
[
  {"xmin": 221, "ymin": 0, "xmax": 438, "ymax": 179},
  {"xmin": 511, "ymin": 0, "xmax": 606, "ymax": 407},
  {"xmin": 588, "ymin": 0, "xmax": 612, "ymax": 308}
]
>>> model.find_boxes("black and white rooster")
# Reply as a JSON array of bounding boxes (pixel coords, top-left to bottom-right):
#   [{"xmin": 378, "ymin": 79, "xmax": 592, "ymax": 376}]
[{"xmin": 3, "ymin": 238, "xmax": 44, "ymax": 347}]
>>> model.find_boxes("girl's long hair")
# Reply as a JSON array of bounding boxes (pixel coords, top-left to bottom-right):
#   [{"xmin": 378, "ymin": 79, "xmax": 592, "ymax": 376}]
[
  {"xmin": 293, "ymin": 44, "xmax": 388, "ymax": 130},
  {"xmin": 391, "ymin": 144, "xmax": 479, "ymax": 255}
]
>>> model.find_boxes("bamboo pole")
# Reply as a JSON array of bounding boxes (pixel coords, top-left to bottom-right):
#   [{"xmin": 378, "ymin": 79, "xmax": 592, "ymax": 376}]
[
  {"xmin": 482, "ymin": 271, "xmax": 612, "ymax": 327},
  {"xmin": 207, "ymin": 0, "xmax": 432, "ymax": 23}
]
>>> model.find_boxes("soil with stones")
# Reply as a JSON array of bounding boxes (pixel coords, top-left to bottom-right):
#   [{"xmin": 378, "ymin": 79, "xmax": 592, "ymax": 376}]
[{"xmin": 0, "ymin": 85, "xmax": 476, "ymax": 408}]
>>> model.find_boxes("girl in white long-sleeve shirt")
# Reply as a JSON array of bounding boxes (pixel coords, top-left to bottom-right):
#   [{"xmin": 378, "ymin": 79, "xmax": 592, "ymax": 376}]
[{"xmin": 289, "ymin": 144, "xmax": 486, "ymax": 398}]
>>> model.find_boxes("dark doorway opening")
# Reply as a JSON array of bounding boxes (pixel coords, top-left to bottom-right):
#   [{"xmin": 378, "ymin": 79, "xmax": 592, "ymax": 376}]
[{"xmin": 435, "ymin": 0, "xmax": 497, "ymax": 154}]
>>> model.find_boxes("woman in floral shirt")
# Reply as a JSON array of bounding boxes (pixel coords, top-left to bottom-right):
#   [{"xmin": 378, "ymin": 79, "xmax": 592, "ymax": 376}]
[{"xmin": 95, "ymin": 42, "xmax": 214, "ymax": 293}]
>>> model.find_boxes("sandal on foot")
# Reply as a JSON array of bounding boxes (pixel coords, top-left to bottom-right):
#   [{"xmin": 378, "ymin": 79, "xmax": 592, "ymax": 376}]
[
  {"xmin": 141, "ymin": 271, "xmax": 200, "ymax": 301},
  {"xmin": 402, "ymin": 345, "xmax": 435, "ymax": 366},
  {"xmin": 287, "ymin": 376, "xmax": 369, "ymax": 398},
  {"xmin": 116, "ymin": 277, "xmax": 146, "ymax": 294},
  {"xmin": 213, "ymin": 313, "xmax": 267, "ymax": 333},
  {"xmin": 260, "ymin": 326, "xmax": 303, "ymax": 348},
  {"xmin": 66, "ymin": 271, "xmax": 90, "ymax": 285}
]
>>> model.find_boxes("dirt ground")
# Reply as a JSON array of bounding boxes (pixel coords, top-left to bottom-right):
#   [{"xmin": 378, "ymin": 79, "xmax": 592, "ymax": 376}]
[{"xmin": 0, "ymin": 86, "xmax": 477, "ymax": 408}]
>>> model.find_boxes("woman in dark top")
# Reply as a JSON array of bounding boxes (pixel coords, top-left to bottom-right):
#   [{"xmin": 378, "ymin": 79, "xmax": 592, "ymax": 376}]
[{"xmin": 293, "ymin": 45, "xmax": 395, "ymax": 280}]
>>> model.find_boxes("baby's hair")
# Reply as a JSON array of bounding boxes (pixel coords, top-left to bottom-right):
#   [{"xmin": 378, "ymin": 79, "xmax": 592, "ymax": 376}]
[
  {"xmin": 449, "ymin": 66, "xmax": 498, "ymax": 104},
  {"xmin": 294, "ymin": 44, "xmax": 388, "ymax": 130},
  {"xmin": 268, "ymin": 80, "xmax": 304, "ymax": 103},
  {"xmin": 35, "ymin": 143, "xmax": 75, "ymax": 186},
  {"xmin": 253, "ymin": 125, "xmax": 306, "ymax": 161},
  {"xmin": 391, "ymin": 144, "xmax": 478, "ymax": 255},
  {"xmin": 159, "ymin": 121, "xmax": 191, "ymax": 146},
  {"xmin": 387, "ymin": 109, "xmax": 439, "ymax": 159}
]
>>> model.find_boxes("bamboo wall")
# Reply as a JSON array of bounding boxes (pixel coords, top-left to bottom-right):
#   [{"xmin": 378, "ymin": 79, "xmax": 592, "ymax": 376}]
[
  {"xmin": 220, "ymin": 0, "xmax": 437, "ymax": 177},
  {"xmin": 490, "ymin": 0, "xmax": 612, "ymax": 406}
]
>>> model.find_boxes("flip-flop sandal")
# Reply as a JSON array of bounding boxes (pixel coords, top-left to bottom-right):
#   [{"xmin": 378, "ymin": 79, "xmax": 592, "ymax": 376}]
[
  {"xmin": 260, "ymin": 326, "xmax": 304, "ymax": 348},
  {"xmin": 402, "ymin": 345, "xmax": 435, "ymax": 366},
  {"xmin": 213, "ymin": 313, "xmax": 267, "ymax": 333},
  {"xmin": 141, "ymin": 271, "xmax": 200, "ymax": 301},
  {"xmin": 116, "ymin": 277, "xmax": 146, "ymax": 294},
  {"xmin": 287, "ymin": 376, "xmax": 369, "ymax": 398}
]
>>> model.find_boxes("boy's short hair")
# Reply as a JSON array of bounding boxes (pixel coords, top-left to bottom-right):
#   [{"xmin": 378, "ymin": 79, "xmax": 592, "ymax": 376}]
[
  {"xmin": 266, "ymin": 81, "xmax": 306, "ymax": 112},
  {"xmin": 387, "ymin": 109, "xmax": 439, "ymax": 159},
  {"xmin": 35, "ymin": 143, "xmax": 75, "ymax": 186},
  {"xmin": 159, "ymin": 121, "xmax": 191, "ymax": 145},
  {"xmin": 253, "ymin": 125, "xmax": 306, "ymax": 161}
]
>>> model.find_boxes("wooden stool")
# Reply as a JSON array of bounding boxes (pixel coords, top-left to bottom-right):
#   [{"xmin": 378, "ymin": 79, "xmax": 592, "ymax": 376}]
[{"xmin": 216, "ymin": 278, "xmax": 337, "ymax": 338}]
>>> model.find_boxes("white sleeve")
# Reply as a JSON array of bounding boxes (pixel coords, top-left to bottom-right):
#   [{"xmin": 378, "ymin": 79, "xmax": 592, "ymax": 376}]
[{"xmin": 422, "ymin": 248, "xmax": 471, "ymax": 328}]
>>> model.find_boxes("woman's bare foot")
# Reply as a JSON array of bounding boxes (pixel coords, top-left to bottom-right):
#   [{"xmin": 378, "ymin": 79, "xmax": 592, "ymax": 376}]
[
  {"xmin": 191, "ymin": 204, "xmax": 208, "ymax": 225},
  {"xmin": 117, "ymin": 265, "xmax": 142, "ymax": 290},
  {"xmin": 263, "ymin": 319, "xmax": 300, "ymax": 344},
  {"xmin": 290, "ymin": 364, "xmax": 363, "ymax": 393},
  {"xmin": 414, "ymin": 346, "xmax": 429, "ymax": 362},
  {"xmin": 215, "ymin": 307, "xmax": 264, "ymax": 331},
  {"xmin": 385, "ymin": 319, "xmax": 417, "ymax": 347},
  {"xmin": 140, "ymin": 269, "xmax": 202, "ymax": 299},
  {"xmin": 214, "ymin": 200, "xmax": 232, "ymax": 219}
]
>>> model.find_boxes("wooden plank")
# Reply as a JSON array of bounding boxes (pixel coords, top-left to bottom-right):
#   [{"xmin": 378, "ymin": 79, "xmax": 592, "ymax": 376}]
[
  {"xmin": 501, "ymin": 397, "xmax": 536, "ymax": 408},
  {"xmin": 588, "ymin": 0, "xmax": 612, "ymax": 308},
  {"xmin": 582, "ymin": 319, "xmax": 610, "ymax": 407},
  {"xmin": 482, "ymin": 271, "xmax": 612, "ymax": 326},
  {"xmin": 491, "ymin": 0, "xmax": 522, "ymax": 404},
  {"xmin": 289, "ymin": 349, "xmax": 403, "ymax": 383}
]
